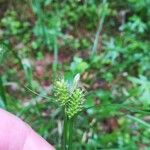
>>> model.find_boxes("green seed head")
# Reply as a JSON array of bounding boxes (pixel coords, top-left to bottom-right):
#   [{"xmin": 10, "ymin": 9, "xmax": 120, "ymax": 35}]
[
  {"xmin": 53, "ymin": 74, "xmax": 86, "ymax": 118},
  {"xmin": 66, "ymin": 88, "xmax": 85, "ymax": 118},
  {"xmin": 53, "ymin": 79, "xmax": 70, "ymax": 106}
]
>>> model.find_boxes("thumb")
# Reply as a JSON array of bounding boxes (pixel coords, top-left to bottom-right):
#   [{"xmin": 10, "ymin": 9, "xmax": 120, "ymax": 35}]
[{"xmin": 0, "ymin": 109, "xmax": 55, "ymax": 150}]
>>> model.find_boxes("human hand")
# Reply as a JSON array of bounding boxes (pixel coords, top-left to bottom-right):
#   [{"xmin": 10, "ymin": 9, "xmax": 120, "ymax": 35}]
[{"xmin": 0, "ymin": 109, "xmax": 55, "ymax": 150}]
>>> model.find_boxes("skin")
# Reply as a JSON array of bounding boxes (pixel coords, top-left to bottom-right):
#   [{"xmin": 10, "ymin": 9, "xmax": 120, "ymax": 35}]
[{"xmin": 0, "ymin": 109, "xmax": 55, "ymax": 150}]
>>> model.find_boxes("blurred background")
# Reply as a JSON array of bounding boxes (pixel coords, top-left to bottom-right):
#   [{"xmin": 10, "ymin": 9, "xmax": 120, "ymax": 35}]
[{"xmin": 1, "ymin": 0, "xmax": 150, "ymax": 149}]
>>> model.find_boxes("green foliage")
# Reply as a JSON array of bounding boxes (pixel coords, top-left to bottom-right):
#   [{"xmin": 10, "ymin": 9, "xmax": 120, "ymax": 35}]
[
  {"xmin": 1, "ymin": 10, "xmax": 30, "ymax": 39},
  {"xmin": 128, "ymin": 76, "xmax": 150, "ymax": 105},
  {"xmin": 1, "ymin": 11, "xmax": 21, "ymax": 35},
  {"xmin": 120, "ymin": 15, "xmax": 147, "ymax": 33},
  {"xmin": 71, "ymin": 57, "xmax": 89, "ymax": 75},
  {"xmin": 31, "ymin": 0, "xmax": 61, "ymax": 50}
]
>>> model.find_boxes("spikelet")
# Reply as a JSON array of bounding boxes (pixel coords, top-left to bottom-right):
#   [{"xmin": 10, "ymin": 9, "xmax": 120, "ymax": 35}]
[
  {"xmin": 53, "ymin": 79, "xmax": 69, "ymax": 106},
  {"xmin": 66, "ymin": 88, "xmax": 85, "ymax": 118}
]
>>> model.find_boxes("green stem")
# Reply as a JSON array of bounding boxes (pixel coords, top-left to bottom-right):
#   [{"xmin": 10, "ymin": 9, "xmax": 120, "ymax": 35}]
[
  {"xmin": 68, "ymin": 117, "xmax": 74, "ymax": 150},
  {"xmin": 0, "ymin": 75, "xmax": 7, "ymax": 107},
  {"xmin": 53, "ymin": 37, "xmax": 58, "ymax": 74},
  {"xmin": 63, "ymin": 110, "xmax": 74, "ymax": 150},
  {"xmin": 92, "ymin": 0, "xmax": 107, "ymax": 55},
  {"xmin": 63, "ymin": 110, "xmax": 68, "ymax": 150}
]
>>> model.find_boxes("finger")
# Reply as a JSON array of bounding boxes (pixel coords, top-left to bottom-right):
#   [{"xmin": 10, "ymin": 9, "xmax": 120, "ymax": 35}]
[{"xmin": 0, "ymin": 109, "xmax": 55, "ymax": 150}]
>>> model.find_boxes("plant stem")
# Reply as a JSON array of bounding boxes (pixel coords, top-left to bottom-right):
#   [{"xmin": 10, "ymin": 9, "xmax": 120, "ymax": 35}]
[
  {"xmin": 63, "ymin": 110, "xmax": 74, "ymax": 150},
  {"xmin": 92, "ymin": 0, "xmax": 107, "ymax": 55},
  {"xmin": 63, "ymin": 110, "xmax": 68, "ymax": 150},
  {"xmin": 53, "ymin": 37, "xmax": 58, "ymax": 74},
  {"xmin": 0, "ymin": 75, "xmax": 7, "ymax": 107},
  {"xmin": 68, "ymin": 118, "xmax": 74, "ymax": 150}
]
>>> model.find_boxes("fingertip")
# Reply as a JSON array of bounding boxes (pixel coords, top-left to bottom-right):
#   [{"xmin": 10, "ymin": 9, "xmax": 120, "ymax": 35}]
[
  {"xmin": 0, "ymin": 108, "xmax": 30, "ymax": 150},
  {"xmin": 23, "ymin": 130, "xmax": 55, "ymax": 150},
  {"xmin": 0, "ymin": 109, "xmax": 55, "ymax": 150}
]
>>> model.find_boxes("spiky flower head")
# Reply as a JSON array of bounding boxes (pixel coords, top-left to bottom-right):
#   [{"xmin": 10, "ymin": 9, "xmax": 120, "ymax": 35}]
[
  {"xmin": 66, "ymin": 88, "xmax": 85, "ymax": 118},
  {"xmin": 53, "ymin": 78, "xmax": 70, "ymax": 106},
  {"xmin": 53, "ymin": 74, "xmax": 86, "ymax": 118}
]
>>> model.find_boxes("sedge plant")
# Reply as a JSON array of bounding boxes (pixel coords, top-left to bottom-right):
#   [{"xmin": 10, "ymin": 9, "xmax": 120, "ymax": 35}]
[{"xmin": 53, "ymin": 74, "xmax": 85, "ymax": 150}]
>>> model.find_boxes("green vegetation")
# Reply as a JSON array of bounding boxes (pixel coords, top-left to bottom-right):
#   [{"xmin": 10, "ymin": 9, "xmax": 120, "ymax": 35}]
[{"xmin": 1, "ymin": 0, "xmax": 150, "ymax": 149}]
